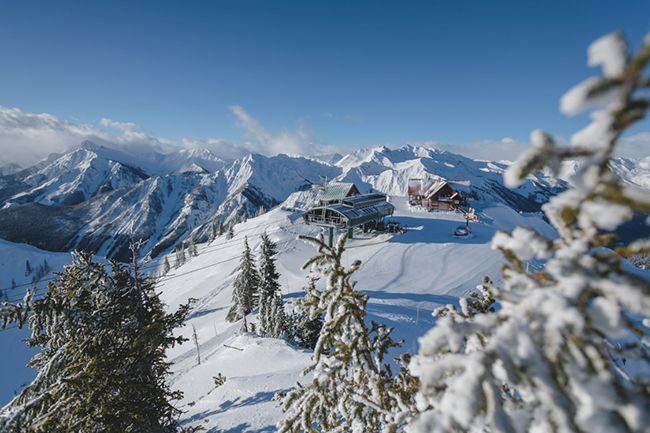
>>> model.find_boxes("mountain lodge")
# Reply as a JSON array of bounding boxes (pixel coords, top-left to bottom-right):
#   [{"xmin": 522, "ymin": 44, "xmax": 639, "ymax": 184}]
[{"xmin": 408, "ymin": 178, "xmax": 464, "ymax": 211}]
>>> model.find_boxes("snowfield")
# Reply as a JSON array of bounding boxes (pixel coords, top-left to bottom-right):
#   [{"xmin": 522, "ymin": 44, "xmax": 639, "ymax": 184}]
[
  {"xmin": 2, "ymin": 143, "xmax": 647, "ymax": 430},
  {"xmin": 154, "ymin": 197, "xmax": 554, "ymax": 432}
]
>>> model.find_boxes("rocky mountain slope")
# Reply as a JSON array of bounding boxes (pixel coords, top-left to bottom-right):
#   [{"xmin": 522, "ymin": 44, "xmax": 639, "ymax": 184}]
[{"xmin": 0, "ymin": 141, "xmax": 644, "ymax": 261}]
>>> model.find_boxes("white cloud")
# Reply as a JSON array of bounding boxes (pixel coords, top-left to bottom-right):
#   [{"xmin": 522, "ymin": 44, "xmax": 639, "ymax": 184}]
[
  {"xmin": 617, "ymin": 132, "xmax": 650, "ymax": 160},
  {"xmin": 0, "ymin": 106, "xmax": 239, "ymax": 166},
  {"xmin": 438, "ymin": 138, "xmax": 534, "ymax": 162},
  {"xmin": 1, "ymin": 104, "xmax": 648, "ymax": 168},
  {"xmin": 0, "ymin": 106, "xmax": 106, "ymax": 166},
  {"xmin": 428, "ymin": 133, "xmax": 649, "ymax": 162},
  {"xmin": 229, "ymin": 105, "xmax": 341, "ymax": 157}
]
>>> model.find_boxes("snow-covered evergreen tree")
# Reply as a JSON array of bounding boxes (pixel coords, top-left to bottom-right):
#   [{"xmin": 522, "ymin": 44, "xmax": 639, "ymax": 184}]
[
  {"xmin": 226, "ymin": 236, "xmax": 259, "ymax": 324},
  {"xmin": 226, "ymin": 224, "xmax": 235, "ymax": 240},
  {"xmin": 268, "ymin": 293, "xmax": 286, "ymax": 338},
  {"xmin": 408, "ymin": 33, "xmax": 650, "ymax": 433},
  {"xmin": 192, "ymin": 324, "xmax": 201, "ymax": 366},
  {"xmin": 286, "ymin": 287, "xmax": 323, "ymax": 350},
  {"xmin": 24, "ymin": 260, "xmax": 32, "ymax": 276},
  {"xmin": 0, "ymin": 251, "xmax": 194, "ymax": 433},
  {"xmin": 188, "ymin": 238, "xmax": 199, "ymax": 257},
  {"xmin": 278, "ymin": 234, "xmax": 414, "ymax": 433},
  {"xmin": 175, "ymin": 244, "xmax": 187, "ymax": 268},
  {"xmin": 258, "ymin": 232, "xmax": 285, "ymax": 337},
  {"xmin": 163, "ymin": 256, "xmax": 171, "ymax": 275}
]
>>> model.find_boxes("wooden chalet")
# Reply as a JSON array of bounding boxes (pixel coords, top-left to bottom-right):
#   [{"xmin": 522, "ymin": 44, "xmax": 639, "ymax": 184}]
[
  {"xmin": 423, "ymin": 180, "xmax": 462, "ymax": 211},
  {"xmin": 408, "ymin": 178, "xmax": 464, "ymax": 211}
]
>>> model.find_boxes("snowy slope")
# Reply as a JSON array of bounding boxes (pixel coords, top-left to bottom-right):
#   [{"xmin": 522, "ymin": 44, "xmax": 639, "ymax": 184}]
[
  {"xmin": 1, "ymin": 185, "xmax": 643, "ymax": 430},
  {"xmin": 0, "ymin": 240, "xmax": 72, "ymax": 403},
  {"xmin": 152, "ymin": 197, "xmax": 554, "ymax": 431}
]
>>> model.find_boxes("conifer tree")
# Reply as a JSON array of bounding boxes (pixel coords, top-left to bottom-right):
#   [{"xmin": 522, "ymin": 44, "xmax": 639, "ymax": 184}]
[
  {"xmin": 175, "ymin": 244, "xmax": 186, "ymax": 269},
  {"xmin": 257, "ymin": 232, "xmax": 285, "ymax": 337},
  {"xmin": 11, "ymin": 278, "xmax": 16, "ymax": 290},
  {"xmin": 188, "ymin": 238, "xmax": 198, "ymax": 257},
  {"xmin": 278, "ymin": 234, "xmax": 414, "ymax": 433},
  {"xmin": 163, "ymin": 256, "xmax": 171, "ymax": 275},
  {"xmin": 287, "ymin": 285, "xmax": 323, "ymax": 350},
  {"xmin": 226, "ymin": 224, "xmax": 235, "ymax": 240},
  {"xmin": 218, "ymin": 222, "xmax": 225, "ymax": 237},
  {"xmin": 0, "ymin": 250, "xmax": 194, "ymax": 433},
  {"xmin": 24, "ymin": 260, "xmax": 32, "ymax": 276},
  {"xmin": 408, "ymin": 33, "xmax": 650, "ymax": 433},
  {"xmin": 192, "ymin": 324, "xmax": 201, "ymax": 366},
  {"xmin": 226, "ymin": 237, "xmax": 259, "ymax": 324},
  {"xmin": 209, "ymin": 223, "xmax": 217, "ymax": 243}
]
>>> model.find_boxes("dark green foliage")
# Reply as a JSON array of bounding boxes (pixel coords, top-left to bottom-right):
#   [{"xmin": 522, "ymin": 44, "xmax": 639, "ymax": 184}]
[
  {"xmin": 286, "ymin": 282, "xmax": 323, "ymax": 350},
  {"xmin": 278, "ymin": 234, "xmax": 415, "ymax": 433},
  {"xmin": 163, "ymin": 256, "xmax": 171, "ymax": 275},
  {"xmin": 257, "ymin": 232, "xmax": 285, "ymax": 337},
  {"xmin": 226, "ymin": 237, "xmax": 259, "ymax": 323},
  {"xmin": 435, "ymin": 276, "xmax": 496, "ymax": 319},
  {"xmin": 0, "ymin": 252, "xmax": 194, "ymax": 433}
]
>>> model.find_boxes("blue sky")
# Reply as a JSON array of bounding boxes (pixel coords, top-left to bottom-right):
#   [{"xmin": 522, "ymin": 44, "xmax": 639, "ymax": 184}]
[{"xmin": 0, "ymin": 0, "xmax": 649, "ymax": 160}]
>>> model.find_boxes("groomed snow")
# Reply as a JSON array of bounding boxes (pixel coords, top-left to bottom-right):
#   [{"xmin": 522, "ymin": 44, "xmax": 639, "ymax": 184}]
[{"xmin": 153, "ymin": 197, "xmax": 553, "ymax": 431}]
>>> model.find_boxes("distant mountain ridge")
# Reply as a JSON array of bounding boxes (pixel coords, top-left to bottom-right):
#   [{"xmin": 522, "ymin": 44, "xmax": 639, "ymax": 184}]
[{"xmin": 0, "ymin": 141, "xmax": 646, "ymax": 261}]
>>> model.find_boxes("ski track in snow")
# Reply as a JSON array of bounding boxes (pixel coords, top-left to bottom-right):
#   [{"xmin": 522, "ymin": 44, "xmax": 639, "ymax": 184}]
[
  {"xmin": 153, "ymin": 199, "xmax": 527, "ymax": 431},
  {"xmin": 0, "ymin": 198, "xmax": 553, "ymax": 431}
]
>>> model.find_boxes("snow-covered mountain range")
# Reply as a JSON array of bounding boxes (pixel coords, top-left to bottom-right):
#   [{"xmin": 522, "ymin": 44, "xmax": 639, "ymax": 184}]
[{"xmin": 0, "ymin": 141, "xmax": 645, "ymax": 261}]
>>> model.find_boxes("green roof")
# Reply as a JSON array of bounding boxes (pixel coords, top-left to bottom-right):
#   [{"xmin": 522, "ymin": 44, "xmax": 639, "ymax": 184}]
[{"xmin": 316, "ymin": 182, "xmax": 357, "ymax": 202}]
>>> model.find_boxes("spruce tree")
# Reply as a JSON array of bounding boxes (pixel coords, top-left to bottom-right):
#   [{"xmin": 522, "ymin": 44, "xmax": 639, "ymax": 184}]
[
  {"xmin": 209, "ymin": 224, "xmax": 217, "ymax": 243},
  {"xmin": 278, "ymin": 234, "xmax": 414, "ymax": 433},
  {"xmin": 174, "ymin": 245, "xmax": 186, "ymax": 269},
  {"xmin": 0, "ymin": 250, "xmax": 194, "ymax": 433},
  {"xmin": 226, "ymin": 224, "xmax": 234, "ymax": 240},
  {"xmin": 24, "ymin": 260, "xmax": 32, "ymax": 276},
  {"xmin": 188, "ymin": 238, "xmax": 198, "ymax": 257},
  {"xmin": 287, "ymin": 285, "xmax": 323, "ymax": 350},
  {"xmin": 226, "ymin": 237, "xmax": 259, "ymax": 324},
  {"xmin": 257, "ymin": 232, "xmax": 285, "ymax": 337},
  {"xmin": 163, "ymin": 256, "xmax": 171, "ymax": 275},
  {"xmin": 408, "ymin": 33, "xmax": 650, "ymax": 433}
]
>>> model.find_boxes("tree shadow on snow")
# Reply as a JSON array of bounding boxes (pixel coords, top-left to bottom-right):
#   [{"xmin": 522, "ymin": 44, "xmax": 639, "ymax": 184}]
[
  {"xmin": 205, "ymin": 423, "xmax": 275, "ymax": 433},
  {"xmin": 363, "ymin": 290, "xmax": 458, "ymax": 307},
  {"xmin": 183, "ymin": 389, "xmax": 287, "ymax": 430},
  {"xmin": 187, "ymin": 306, "xmax": 227, "ymax": 320}
]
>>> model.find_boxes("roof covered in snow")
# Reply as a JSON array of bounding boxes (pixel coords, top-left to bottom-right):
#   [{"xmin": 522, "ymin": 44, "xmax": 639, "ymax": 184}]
[{"xmin": 316, "ymin": 182, "xmax": 359, "ymax": 203}]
